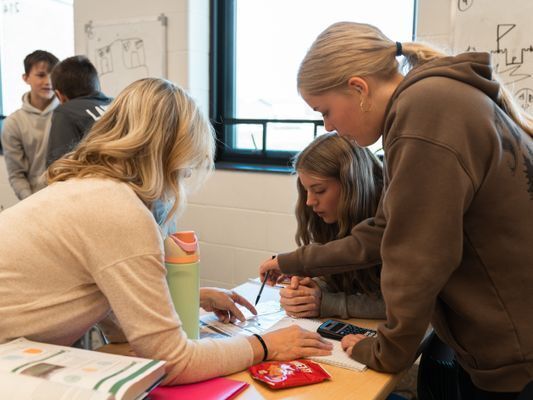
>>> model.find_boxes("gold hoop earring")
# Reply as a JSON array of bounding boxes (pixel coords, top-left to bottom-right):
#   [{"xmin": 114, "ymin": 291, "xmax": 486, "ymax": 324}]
[{"xmin": 360, "ymin": 96, "xmax": 372, "ymax": 112}]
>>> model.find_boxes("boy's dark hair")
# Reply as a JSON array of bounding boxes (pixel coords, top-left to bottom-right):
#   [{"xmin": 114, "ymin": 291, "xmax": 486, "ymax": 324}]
[
  {"xmin": 51, "ymin": 55, "xmax": 101, "ymax": 99},
  {"xmin": 23, "ymin": 50, "xmax": 59, "ymax": 75}
]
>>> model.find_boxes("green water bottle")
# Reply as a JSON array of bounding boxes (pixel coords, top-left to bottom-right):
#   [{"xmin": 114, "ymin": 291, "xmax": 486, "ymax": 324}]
[{"xmin": 164, "ymin": 231, "xmax": 200, "ymax": 339}]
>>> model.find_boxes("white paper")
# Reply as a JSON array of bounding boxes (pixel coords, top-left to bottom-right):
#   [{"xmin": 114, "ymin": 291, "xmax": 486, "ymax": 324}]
[
  {"xmin": 267, "ymin": 317, "xmax": 367, "ymax": 372},
  {"xmin": 200, "ymin": 301, "xmax": 286, "ymax": 336}
]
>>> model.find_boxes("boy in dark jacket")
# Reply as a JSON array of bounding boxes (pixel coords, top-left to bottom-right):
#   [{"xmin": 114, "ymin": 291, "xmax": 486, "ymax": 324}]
[{"xmin": 46, "ymin": 55, "xmax": 112, "ymax": 166}]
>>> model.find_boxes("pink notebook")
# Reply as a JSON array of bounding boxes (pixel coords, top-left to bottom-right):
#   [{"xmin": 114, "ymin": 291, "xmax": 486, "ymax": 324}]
[{"xmin": 148, "ymin": 377, "xmax": 249, "ymax": 400}]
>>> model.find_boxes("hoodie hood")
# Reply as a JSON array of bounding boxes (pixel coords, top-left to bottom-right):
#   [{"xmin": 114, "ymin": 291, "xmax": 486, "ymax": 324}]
[
  {"xmin": 20, "ymin": 92, "xmax": 59, "ymax": 116},
  {"xmin": 392, "ymin": 52, "xmax": 500, "ymax": 105}
]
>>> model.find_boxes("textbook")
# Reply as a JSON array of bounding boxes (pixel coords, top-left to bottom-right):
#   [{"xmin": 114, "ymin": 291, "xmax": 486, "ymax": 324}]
[
  {"xmin": 267, "ymin": 317, "xmax": 368, "ymax": 372},
  {"xmin": 149, "ymin": 377, "xmax": 249, "ymax": 400},
  {"xmin": 0, "ymin": 338, "xmax": 166, "ymax": 400}
]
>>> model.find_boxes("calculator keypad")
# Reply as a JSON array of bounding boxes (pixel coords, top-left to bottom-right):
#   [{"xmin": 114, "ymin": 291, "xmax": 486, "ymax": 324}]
[{"xmin": 339, "ymin": 326, "xmax": 377, "ymax": 337}]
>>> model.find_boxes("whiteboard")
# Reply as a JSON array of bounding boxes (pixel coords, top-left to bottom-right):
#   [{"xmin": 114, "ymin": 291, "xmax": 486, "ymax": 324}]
[
  {"xmin": 451, "ymin": 0, "xmax": 533, "ymax": 113},
  {"xmin": 84, "ymin": 14, "xmax": 167, "ymax": 97}
]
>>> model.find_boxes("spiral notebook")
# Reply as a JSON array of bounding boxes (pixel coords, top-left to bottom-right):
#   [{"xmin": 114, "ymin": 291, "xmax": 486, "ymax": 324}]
[{"xmin": 267, "ymin": 317, "xmax": 368, "ymax": 372}]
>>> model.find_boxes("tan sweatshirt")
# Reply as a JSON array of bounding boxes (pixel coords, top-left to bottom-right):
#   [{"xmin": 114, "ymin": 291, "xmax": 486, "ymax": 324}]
[
  {"xmin": 0, "ymin": 178, "xmax": 253, "ymax": 384},
  {"xmin": 1, "ymin": 92, "xmax": 59, "ymax": 199},
  {"xmin": 278, "ymin": 53, "xmax": 533, "ymax": 392}
]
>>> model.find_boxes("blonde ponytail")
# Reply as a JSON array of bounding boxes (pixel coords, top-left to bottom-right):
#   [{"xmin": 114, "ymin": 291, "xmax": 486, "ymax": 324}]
[
  {"xmin": 299, "ymin": 21, "xmax": 533, "ymax": 138},
  {"xmin": 398, "ymin": 41, "xmax": 447, "ymax": 71}
]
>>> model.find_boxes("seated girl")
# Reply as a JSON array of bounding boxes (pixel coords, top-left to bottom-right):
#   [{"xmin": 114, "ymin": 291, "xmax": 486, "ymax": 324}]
[
  {"xmin": 278, "ymin": 133, "xmax": 419, "ymax": 398},
  {"xmin": 279, "ymin": 132, "xmax": 385, "ymax": 320}
]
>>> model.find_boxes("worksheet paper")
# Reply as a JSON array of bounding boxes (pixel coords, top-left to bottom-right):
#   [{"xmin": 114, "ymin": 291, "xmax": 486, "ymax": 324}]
[
  {"xmin": 266, "ymin": 317, "xmax": 368, "ymax": 372},
  {"xmin": 200, "ymin": 301, "xmax": 286, "ymax": 337},
  {"xmin": 200, "ymin": 305, "xmax": 368, "ymax": 372}
]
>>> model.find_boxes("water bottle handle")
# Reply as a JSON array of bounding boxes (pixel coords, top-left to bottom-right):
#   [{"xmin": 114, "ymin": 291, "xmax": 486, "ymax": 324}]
[{"xmin": 169, "ymin": 232, "xmax": 198, "ymax": 253}]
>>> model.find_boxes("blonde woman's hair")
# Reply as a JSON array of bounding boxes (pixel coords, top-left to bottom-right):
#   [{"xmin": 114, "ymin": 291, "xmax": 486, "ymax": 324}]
[
  {"xmin": 48, "ymin": 78, "xmax": 215, "ymax": 222},
  {"xmin": 298, "ymin": 21, "xmax": 533, "ymax": 137},
  {"xmin": 294, "ymin": 133, "xmax": 383, "ymax": 296}
]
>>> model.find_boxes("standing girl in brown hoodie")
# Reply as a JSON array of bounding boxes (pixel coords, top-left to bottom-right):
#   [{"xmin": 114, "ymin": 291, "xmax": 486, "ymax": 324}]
[{"xmin": 260, "ymin": 21, "xmax": 533, "ymax": 398}]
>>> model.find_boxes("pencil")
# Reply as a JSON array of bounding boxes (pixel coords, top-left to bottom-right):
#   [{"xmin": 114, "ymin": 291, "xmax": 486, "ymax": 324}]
[
  {"xmin": 255, "ymin": 271, "xmax": 270, "ymax": 306},
  {"xmin": 255, "ymin": 255, "xmax": 276, "ymax": 305}
]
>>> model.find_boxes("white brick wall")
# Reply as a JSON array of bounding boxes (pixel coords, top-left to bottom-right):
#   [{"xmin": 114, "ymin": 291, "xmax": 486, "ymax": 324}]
[{"xmin": 178, "ymin": 170, "xmax": 299, "ymax": 288}]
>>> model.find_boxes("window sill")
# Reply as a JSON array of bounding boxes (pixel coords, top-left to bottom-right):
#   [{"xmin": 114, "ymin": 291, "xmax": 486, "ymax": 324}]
[{"xmin": 215, "ymin": 161, "xmax": 292, "ymax": 174}]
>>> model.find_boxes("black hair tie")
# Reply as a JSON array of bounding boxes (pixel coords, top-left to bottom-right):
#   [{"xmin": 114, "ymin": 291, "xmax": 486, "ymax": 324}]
[
  {"xmin": 395, "ymin": 41, "xmax": 403, "ymax": 57},
  {"xmin": 253, "ymin": 333, "xmax": 269, "ymax": 361}
]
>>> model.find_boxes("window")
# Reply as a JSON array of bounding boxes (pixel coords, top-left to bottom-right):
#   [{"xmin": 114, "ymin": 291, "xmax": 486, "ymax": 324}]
[
  {"xmin": 0, "ymin": 0, "xmax": 74, "ymax": 152},
  {"xmin": 210, "ymin": 0, "xmax": 416, "ymax": 171}
]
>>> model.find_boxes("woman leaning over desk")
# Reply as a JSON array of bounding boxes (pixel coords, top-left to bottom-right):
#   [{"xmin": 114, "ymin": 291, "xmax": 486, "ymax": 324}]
[
  {"xmin": 260, "ymin": 22, "xmax": 533, "ymax": 398},
  {"xmin": 0, "ymin": 78, "xmax": 332, "ymax": 386}
]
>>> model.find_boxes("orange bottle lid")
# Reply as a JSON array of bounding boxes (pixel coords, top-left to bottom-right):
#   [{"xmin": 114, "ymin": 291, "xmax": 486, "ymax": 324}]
[{"xmin": 164, "ymin": 231, "xmax": 199, "ymax": 264}]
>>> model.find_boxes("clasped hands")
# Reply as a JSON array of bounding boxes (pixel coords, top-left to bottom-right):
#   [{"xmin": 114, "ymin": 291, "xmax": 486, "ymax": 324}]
[{"xmin": 259, "ymin": 257, "xmax": 368, "ymax": 356}]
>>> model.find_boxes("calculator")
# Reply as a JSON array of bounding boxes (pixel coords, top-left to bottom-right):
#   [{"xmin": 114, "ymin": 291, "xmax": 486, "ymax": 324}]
[{"xmin": 317, "ymin": 319, "xmax": 377, "ymax": 341}]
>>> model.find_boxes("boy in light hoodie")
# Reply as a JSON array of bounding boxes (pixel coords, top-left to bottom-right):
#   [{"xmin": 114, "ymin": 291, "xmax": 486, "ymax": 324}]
[{"xmin": 1, "ymin": 50, "xmax": 59, "ymax": 200}]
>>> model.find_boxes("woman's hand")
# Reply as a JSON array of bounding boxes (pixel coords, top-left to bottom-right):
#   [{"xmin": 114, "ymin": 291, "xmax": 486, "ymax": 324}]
[
  {"xmin": 340, "ymin": 334, "xmax": 367, "ymax": 356},
  {"xmin": 259, "ymin": 256, "xmax": 282, "ymax": 286},
  {"xmin": 249, "ymin": 325, "xmax": 332, "ymax": 363},
  {"xmin": 280, "ymin": 276, "xmax": 322, "ymax": 318},
  {"xmin": 200, "ymin": 287, "xmax": 257, "ymax": 323}
]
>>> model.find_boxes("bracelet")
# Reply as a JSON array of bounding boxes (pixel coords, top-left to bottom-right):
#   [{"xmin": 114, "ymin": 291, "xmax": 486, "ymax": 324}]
[{"xmin": 253, "ymin": 333, "xmax": 268, "ymax": 361}]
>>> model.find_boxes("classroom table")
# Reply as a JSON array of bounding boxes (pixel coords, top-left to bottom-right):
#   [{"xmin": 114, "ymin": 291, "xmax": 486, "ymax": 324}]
[{"xmin": 99, "ymin": 280, "xmax": 404, "ymax": 400}]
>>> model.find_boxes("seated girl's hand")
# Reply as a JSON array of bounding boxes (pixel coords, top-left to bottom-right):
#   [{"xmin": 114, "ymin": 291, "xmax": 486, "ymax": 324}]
[
  {"xmin": 262, "ymin": 325, "xmax": 333, "ymax": 360},
  {"xmin": 199, "ymin": 287, "xmax": 257, "ymax": 323},
  {"xmin": 340, "ymin": 334, "xmax": 367, "ymax": 356},
  {"xmin": 259, "ymin": 256, "xmax": 282, "ymax": 286},
  {"xmin": 280, "ymin": 276, "xmax": 322, "ymax": 318}
]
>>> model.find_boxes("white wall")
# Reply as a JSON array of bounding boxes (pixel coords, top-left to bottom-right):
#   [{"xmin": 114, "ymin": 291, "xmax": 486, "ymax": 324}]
[
  {"xmin": 73, "ymin": 0, "xmax": 210, "ymax": 112},
  {"xmin": 179, "ymin": 170, "xmax": 299, "ymax": 288},
  {"xmin": 0, "ymin": 0, "xmax": 454, "ymax": 287},
  {"xmin": 416, "ymin": 0, "xmax": 453, "ymax": 51}
]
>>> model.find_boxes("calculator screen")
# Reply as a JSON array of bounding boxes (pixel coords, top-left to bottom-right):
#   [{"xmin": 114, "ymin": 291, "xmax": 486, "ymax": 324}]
[{"xmin": 331, "ymin": 322, "xmax": 345, "ymax": 332}]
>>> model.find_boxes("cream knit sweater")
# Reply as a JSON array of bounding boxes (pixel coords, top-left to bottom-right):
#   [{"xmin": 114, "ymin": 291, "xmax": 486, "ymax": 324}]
[{"xmin": 0, "ymin": 178, "xmax": 253, "ymax": 384}]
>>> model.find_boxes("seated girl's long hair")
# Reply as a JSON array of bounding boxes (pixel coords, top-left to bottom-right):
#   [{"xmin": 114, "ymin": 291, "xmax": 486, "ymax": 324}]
[{"xmin": 293, "ymin": 132, "xmax": 383, "ymax": 296}]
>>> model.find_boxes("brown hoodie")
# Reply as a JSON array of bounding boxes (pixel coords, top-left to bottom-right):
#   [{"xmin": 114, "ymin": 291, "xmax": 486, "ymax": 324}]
[{"xmin": 278, "ymin": 53, "xmax": 533, "ymax": 391}]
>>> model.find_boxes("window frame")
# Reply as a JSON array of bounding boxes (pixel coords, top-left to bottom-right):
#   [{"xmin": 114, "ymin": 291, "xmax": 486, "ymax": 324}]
[{"xmin": 210, "ymin": 0, "xmax": 324, "ymax": 172}]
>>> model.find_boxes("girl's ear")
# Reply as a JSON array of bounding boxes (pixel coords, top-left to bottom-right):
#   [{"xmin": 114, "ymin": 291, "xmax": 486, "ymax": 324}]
[
  {"xmin": 22, "ymin": 73, "xmax": 29, "ymax": 84},
  {"xmin": 348, "ymin": 77, "xmax": 369, "ymax": 95}
]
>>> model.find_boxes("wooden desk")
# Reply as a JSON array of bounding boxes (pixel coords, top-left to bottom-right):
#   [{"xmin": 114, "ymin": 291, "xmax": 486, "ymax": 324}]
[
  {"xmin": 99, "ymin": 281, "xmax": 402, "ymax": 400},
  {"xmin": 228, "ymin": 282, "xmax": 401, "ymax": 400}
]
